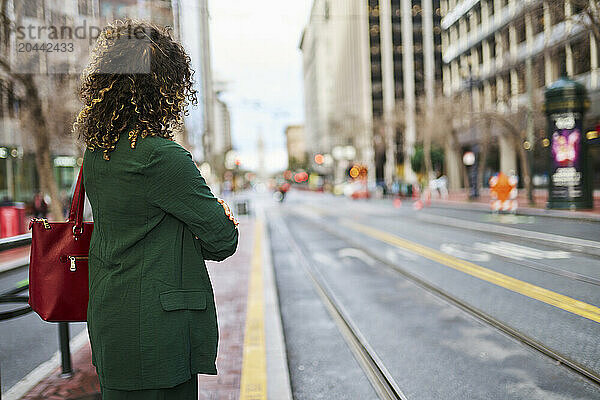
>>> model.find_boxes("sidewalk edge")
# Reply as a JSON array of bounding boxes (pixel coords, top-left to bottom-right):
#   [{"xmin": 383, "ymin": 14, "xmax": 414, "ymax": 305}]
[
  {"xmin": 259, "ymin": 209, "xmax": 293, "ymax": 400},
  {"xmin": 2, "ymin": 328, "xmax": 89, "ymax": 400},
  {"xmin": 429, "ymin": 200, "xmax": 600, "ymax": 222}
]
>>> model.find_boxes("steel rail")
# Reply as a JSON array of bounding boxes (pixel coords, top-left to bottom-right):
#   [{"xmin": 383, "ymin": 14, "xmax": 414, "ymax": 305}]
[
  {"xmin": 273, "ymin": 214, "xmax": 408, "ymax": 400},
  {"xmin": 288, "ymin": 211, "xmax": 600, "ymax": 388}
]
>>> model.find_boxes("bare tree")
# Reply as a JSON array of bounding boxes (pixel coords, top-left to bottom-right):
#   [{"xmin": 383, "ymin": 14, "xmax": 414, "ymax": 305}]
[
  {"xmin": 416, "ymin": 92, "xmax": 470, "ymax": 188},
  {"xmin": 0, "ymin": 0, "xmax": 65, "ymax": 219}
]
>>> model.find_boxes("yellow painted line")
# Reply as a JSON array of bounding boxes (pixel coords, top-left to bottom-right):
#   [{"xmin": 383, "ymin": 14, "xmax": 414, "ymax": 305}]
[
  {"xmin": 343, "ymin": 220, "xmax": 600, "ymax": 324},
  {"xmin": 239, "ymin": 220, "xmax": 267, "ymax": 400}
]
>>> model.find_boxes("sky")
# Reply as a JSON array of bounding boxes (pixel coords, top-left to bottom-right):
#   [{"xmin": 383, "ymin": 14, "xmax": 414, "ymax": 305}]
[{"xmin": 208, "ymin": 0, "xmax": 313, "ymax": 173}]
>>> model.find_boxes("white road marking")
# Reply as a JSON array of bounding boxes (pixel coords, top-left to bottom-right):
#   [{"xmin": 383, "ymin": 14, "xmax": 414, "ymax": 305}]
[
  {"xmin": 440, "ymin": 243, "xmax": 491, "ymax": 262},
  {"xmin": 338, "ymin": 248, "xmax": 376, "ymax": 266},
  {"xmin": 473, "ymin": 241, "xmax": 571, "ymax": 261},
  {"xmin": 313, "ymin": 252, "xmax": 337, "ymax": 267},
  {"xmin": 386, "ymin": 248, "xmax": 419, "ymax": 261}
]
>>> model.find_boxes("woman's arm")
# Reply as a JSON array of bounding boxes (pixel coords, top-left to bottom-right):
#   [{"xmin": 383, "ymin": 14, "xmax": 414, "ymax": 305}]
[{"xmin": 145, "ymin": 141, "xmax": 238, "ymax": 261}]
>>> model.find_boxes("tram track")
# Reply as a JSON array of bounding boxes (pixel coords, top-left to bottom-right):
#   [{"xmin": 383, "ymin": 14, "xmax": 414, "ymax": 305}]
[
  {"xmin": 273, "ymin": 213, "xmax": 408, "ymax": 400},
  {"xmin": 277, "ymin": 208, "xmax": 600, "ymax": 390},
  {"xmin": 301, "ymin": 203, "xmax": 600, "ymax": 289}
]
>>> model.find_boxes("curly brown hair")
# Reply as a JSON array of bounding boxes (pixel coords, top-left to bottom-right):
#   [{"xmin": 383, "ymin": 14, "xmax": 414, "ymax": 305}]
[{"xmin": 74, "ymin": 20, "xmax": 197, "ymax": 160}]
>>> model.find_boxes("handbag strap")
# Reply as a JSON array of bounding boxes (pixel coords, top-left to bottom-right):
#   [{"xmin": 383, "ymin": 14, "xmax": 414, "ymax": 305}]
[{"xmin": 68, "ymin": 162, "xmax": 85, "ymax": 235}]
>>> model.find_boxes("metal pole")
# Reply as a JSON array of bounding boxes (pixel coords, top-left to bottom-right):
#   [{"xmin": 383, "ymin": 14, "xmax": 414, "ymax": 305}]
[
  {"xmin": 468, "ymin": 68, "xmax": 479, "ymax": 199},
  {"xmin": 380, "ymin": 0, "xmax": 396, "ymax": 190},
  {"xmin": 526, "ymin": 56, "xmax": 535, "ymax": 205},
  {"xmin": 402, "ymin": 0, "xmax": 417, "ymax": 184},
  {"xmin": 58, "ymin": 322, "xmax": 73, "ymax": 377}
]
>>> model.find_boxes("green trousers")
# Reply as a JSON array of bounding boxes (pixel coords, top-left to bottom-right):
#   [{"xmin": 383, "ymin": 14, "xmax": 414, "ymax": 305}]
[{"xmin": 100, "ymin": 376, "xmax": 198, "ymax": 400}]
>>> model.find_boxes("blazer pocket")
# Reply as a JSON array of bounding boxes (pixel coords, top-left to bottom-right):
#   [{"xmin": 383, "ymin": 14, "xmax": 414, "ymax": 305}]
[{"xmin": 159, "ymin": 289, "xmax": 207, "ymax": 311}]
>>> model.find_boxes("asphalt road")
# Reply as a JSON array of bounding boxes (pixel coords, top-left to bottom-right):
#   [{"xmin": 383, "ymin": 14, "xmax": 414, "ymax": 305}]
[
  {"xmin": 0, "ymin": 265, "xmax": 87, "ymax": 394},
  {"xmin": 268, "ymin": 191, "xmax": 600, "ymax": 399}
]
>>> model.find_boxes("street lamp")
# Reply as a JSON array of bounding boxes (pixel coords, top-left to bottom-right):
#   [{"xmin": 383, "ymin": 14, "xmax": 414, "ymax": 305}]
[{"xmin": 462, "ymin": 65, "xmax": 480, "ymax": 199}]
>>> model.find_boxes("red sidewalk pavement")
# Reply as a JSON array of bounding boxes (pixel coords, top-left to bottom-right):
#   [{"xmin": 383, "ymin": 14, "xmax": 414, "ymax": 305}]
[{"xmin": 17, "ymin": 219, "xmax": 255, "ymax": 400}]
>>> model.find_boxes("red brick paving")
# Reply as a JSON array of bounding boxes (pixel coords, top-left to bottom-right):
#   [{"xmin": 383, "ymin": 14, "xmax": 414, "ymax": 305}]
[
  {"xmin": 198, "ymin": 220, "xmax": 253, "ymax": 400},
  {"xmin": 20, "ymin": 341, "xmax": 100, "ymax": 400},
  {"xmin": 18, "ymin": 220, "xmax": 254, "ymax": 400}
]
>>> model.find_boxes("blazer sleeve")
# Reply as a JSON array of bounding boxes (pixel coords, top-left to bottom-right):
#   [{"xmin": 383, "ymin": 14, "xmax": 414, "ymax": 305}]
[{"xmin": 145, "ymin": 141, "xmax": 238, "ymax": 261}]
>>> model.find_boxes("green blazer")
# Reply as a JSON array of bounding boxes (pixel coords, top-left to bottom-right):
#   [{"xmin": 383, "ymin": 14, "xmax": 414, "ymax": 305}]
[{"xmin": 83, "ymin": 134, "xmax": 239, "ymax": 390}]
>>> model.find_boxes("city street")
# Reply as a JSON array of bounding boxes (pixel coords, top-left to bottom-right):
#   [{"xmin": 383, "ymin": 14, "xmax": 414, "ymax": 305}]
[
  {"xmin": 1, "ymin": 0, "xmax": 600, "ymax": 398},
  {"xmin": 268, "ymin": 190, "xmax": 600, "ymax": 399}
]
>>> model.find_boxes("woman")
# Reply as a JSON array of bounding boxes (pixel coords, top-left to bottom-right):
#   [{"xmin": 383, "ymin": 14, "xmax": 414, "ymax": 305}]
[{"xmin": 74, "ymin": 20, "xmax": 239, "ymax": 399}]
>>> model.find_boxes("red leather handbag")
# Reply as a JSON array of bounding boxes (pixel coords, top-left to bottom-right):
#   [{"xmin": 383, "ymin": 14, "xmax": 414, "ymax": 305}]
[{"xmin": 28, "ymin": 164, "xmax": 93, "ymax": 322}]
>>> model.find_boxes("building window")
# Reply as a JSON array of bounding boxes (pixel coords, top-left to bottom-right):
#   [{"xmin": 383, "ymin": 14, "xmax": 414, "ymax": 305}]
[
  {"xmin": 489, "ymin": 36, "xmax": 496, "ymax": 59},
  {"xmin": 517, "ymin": 66, "xmax": 526, "ymax": 94},
  {"xmin": 412, "ymin": 4, "xmax": 422, "ymax": 17},
  {"xmin": 484, "ymin": 0, "xmax": 494, "ymax": 20},
  {"xmin": 515, "ymin": 18, "xmax": 526, "ymax": 43},
  {"xmin": 571, "ymin": 0, "xmax": 585, "ymax": 15},
  {"xmin": 476, "ymin": 44, "xmax": 483, "ymax": 66},
  {"xmin": 550, "ymin": 0, "xmax": 565, "ymax": 26},
  {"xmin": 7, "ymin": 82, "xmax": 17, "ymax": 118},
  {"xmin": 572, "ymin": 37, "xmax": 591, "ymax": 76},
  {"xmin": 531, "ymin": 6, "xmax": 544, "ymax": 36},
  {"xmin": 23, "ymin": 0, "xmax": 39, "ymax": 18},
  {"xmin": 78, "ymin": 0, "xmax": 93, "ymax": 16},
  {"xmin": 50, "ymin": 11, "xmax": 67, "ymax": 25},
  {"xmin": 535, "ymin": 57, "xmax": 545, "ymax": 88},
  {"xmin": 474, "ymin": 4, "xmax": 481, "ymax": 29},
  {"xmin": 555, "ymin": 47, "xmax": 566, "ymax": 79}
]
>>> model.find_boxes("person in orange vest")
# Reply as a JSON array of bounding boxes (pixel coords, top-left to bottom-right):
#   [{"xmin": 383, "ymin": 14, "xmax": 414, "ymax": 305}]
[{"xmin": 489, "ymin": 172, "xmax": 518, "ymax": 213}]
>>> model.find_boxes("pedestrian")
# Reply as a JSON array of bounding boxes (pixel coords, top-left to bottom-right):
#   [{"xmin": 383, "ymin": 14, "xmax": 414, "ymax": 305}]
[
  {"xmin": 32, "ymin": 192, "xmax": 48, "ymax": 218},
  {"xmin": 73, "ymin": 20, "xmax": 239, "ymax": 399}
]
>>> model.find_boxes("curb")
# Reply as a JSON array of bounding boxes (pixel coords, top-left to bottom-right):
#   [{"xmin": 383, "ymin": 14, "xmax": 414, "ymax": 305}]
[
  {"xmin": 428, "ymin": 200, "xmax": 600, "ymax": 222},
  {"xmin": 258, "ymin": 208, "xmax": 293, "ymax": 400}
]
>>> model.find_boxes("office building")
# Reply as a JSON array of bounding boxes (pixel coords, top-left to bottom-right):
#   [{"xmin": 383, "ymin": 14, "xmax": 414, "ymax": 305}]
[
  {"xmin": 440, "ymin": 0, "xmax": 599, "ymax": 189},
  {"xmin": 301, "ymin": 0, "xmax": 442, "ymax": 185},
  {"xmin": 285, "ymin": 125, "xmax": 307, "ymax": 169}
]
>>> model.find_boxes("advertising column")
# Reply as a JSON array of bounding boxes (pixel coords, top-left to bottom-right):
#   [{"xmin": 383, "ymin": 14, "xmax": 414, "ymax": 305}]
[{"xmin": 545, "ymin": 76, "xmax": 592, "ymax": 210}]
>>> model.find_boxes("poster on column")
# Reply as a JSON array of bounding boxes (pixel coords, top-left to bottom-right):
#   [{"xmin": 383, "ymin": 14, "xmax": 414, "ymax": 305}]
[{"xmin": 549, "ymin": 112, "xmax": 583, "ymax": 202}]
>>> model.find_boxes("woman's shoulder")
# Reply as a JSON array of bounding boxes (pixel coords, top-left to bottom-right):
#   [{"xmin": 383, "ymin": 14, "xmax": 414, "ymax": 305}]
[
  {"xmin": 137, "ymin": 136, "xmax": 189, "ymax": 157},
  {"xmin": 83, "ymin": 135, "xmax": 190, "ymax": 166}
]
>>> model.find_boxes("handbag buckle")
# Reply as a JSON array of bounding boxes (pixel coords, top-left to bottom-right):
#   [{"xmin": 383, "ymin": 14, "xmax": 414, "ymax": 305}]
[{"xmin": 73, "ymin": 225, "xmax": 83, "ymax": 239}]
